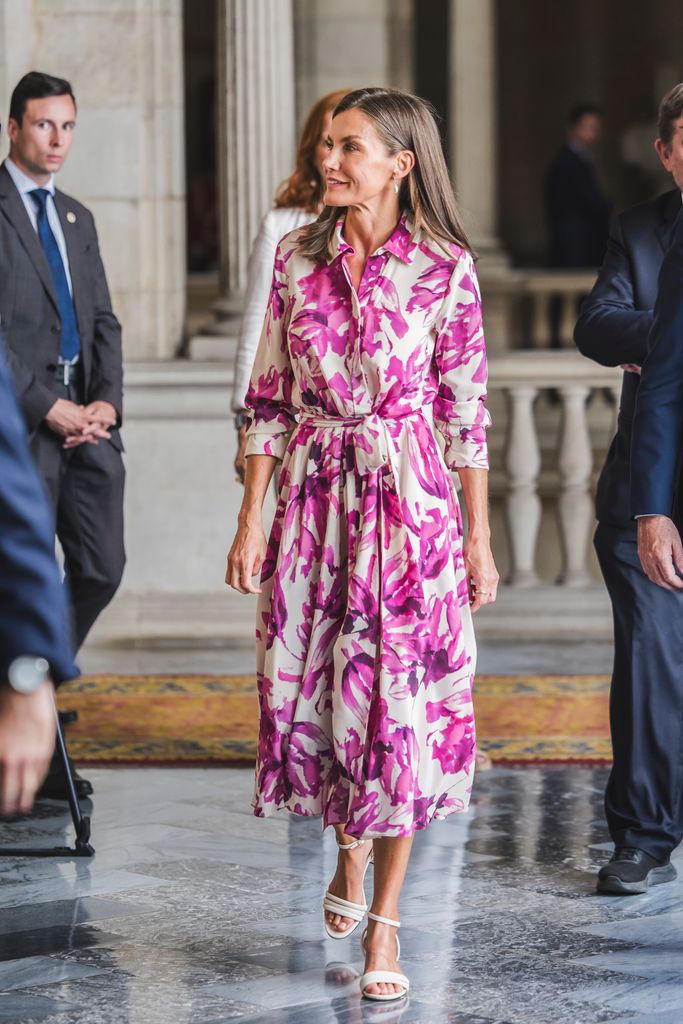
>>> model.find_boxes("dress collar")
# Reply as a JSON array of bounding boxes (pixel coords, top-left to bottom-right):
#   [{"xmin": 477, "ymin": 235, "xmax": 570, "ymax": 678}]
[{"xmin": 330, "ymin": 211, "xmax": 417, "ymax": 265}]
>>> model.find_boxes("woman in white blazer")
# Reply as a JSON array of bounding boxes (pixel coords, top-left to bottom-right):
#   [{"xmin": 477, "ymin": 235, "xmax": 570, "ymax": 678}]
[{"xmin": 232, "ymin": 89, "xmax": 349, "ymax": 481}]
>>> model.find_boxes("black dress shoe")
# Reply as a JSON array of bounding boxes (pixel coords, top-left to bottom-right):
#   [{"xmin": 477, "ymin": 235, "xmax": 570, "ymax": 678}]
[
  {"xmin": 36, "ymin": 762, "xmax": 94, "ymax": 801},
  {"xmin": 597, "ymin": 846, "xmax": 677, "ymax": 895},
  {"xmin": 58, "ymin": 709, "xmax": 79, "ymax": 728}
]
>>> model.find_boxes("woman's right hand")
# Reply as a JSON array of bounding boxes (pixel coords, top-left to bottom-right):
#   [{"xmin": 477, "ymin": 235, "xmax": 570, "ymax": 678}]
[
  {"xmin": 226, "ymin": 515, "xmax": 267, "ymax": 594},
  {"xmin": 234, "ymin": 427, "xmax": 248, "ymax": 484}
]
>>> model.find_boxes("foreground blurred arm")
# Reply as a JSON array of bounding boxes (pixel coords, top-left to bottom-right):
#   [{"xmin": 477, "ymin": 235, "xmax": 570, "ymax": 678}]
[{"xmin": 0, "ymin": 339, "xmax": 79, "ymax": 813}]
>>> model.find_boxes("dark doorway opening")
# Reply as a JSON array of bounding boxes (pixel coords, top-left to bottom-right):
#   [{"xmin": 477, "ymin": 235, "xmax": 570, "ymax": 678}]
[
  {"xmin": 413, "ymin": 0, "xmax": 450, "ymax": 154},
  {"xmin": 183, "ymin": 0, "xmax": 218, "ymax": 274}
]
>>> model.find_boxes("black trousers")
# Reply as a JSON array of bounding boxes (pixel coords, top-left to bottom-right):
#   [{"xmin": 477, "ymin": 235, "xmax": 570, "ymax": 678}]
[
  {"xmin": 30, "ymin": 380, "xmax": 125, "ymax": 653},
  {"xmin": 594, "ymin": 522, "xmax": 683, "ymax": 862}
]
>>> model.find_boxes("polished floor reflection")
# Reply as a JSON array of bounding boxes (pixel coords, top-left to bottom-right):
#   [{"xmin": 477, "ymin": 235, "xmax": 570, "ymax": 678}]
[{"xmin": 0, "ymin": 765, "xmax": 681, "ymax": 1023}]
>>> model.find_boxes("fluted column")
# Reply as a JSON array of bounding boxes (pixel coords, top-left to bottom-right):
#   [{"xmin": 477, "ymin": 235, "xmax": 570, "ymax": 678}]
[
  {"xmin": 208, "ymin": 0, "xmax": 296, "ymax": 340},
  {"xmin": 448, "ymin": 0, "xmax": 505, "ymax": 264}
]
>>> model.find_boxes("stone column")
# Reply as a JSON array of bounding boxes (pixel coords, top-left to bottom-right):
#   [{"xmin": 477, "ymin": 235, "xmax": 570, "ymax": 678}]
[
  {"xmin": 448, "ymin": 0, "xmax": 506, "ymax": 265},
  {"xmin": 0, "ymin": 0, "xmax": 186, "ymax": 362},
  {"xmin": 198, "ymin": 0, "xmax": 295, "ymax": 353}
]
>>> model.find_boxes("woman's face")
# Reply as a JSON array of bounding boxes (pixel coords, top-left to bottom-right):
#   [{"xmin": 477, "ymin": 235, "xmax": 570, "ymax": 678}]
[
  {"xmin": 322, "ymin": 108, "xmax": 407, "ymax": 208},
  {"xmin": 313, "ymin": 109, "xmax": 334, "ymax": 181}
]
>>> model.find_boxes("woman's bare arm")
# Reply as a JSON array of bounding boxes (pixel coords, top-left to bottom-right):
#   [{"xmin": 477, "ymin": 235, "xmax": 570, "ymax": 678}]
[{"xmin": 226, "ymin": 454, "xmax": 278, "ymax": 594}]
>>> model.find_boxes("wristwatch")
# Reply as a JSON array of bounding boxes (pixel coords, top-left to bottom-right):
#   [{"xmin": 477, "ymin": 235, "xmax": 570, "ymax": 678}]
[
  {"xmin": 234, "ymin": 411, "xmax": 249, "ymax": 431},
  {"xmin": 7, "ymin": 656, "xmax": 51, "ymax": 694}
]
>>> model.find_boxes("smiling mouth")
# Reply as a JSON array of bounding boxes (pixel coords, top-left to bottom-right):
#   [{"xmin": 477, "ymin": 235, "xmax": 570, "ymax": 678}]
[{"xmin": 326, "ymin": 178, "xmax": 349, "ymax": 186}]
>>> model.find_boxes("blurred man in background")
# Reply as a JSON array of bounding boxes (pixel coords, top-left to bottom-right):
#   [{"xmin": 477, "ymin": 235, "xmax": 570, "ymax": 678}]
[
  {"xmin": 546, "ymin": 103, "xmax": 612, "ymax": 270},
  {"xmin": 0, "ymin": 71, "xmax": 125, "ymax": 801},
  {"xmin": 575, "ymin": 83, "xmax": 683, "ymax": 895},
  {"xmin": 0, "ymin": 340, "xmax": 78, "ymax": 816}
]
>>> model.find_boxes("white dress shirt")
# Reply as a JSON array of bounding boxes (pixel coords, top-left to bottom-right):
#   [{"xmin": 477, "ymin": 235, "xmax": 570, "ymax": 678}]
[
  {"xmin": 5, "ymin": 157, "xmax": 74, "ymax": 296},
  {"xmin": 232, "ymin": 206, "xmax": 316, "ymax": 412}
]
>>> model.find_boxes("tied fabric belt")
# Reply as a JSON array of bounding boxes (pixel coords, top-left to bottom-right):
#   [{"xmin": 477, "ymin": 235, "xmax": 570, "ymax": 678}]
[
  {"xmin": 299, "ymin": 408, "xmax": 428, "ymax": 786},
  {"xmin": 298, "ymin": 409, "xmax": 418, "ymax": 477}
]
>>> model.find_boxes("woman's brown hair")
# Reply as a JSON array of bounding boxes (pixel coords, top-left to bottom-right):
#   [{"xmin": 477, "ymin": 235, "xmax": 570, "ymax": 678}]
[
  {"xmin": 274, "ymin": 89, "xmax": 350, "ymax": 213},
  {"xmin": 299, "ymin": 87, "xmax": 475, "ymax": 264}
]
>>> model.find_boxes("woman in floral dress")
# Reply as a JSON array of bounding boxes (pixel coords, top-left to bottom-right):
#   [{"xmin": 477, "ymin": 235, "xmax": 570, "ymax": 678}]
[{"xmin": 227, "ymin": 87, "xmax": 498, "ymax": 1002}]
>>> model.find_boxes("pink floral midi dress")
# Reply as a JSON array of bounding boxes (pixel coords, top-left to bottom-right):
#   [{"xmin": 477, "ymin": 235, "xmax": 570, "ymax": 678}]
[{"xmin": 245, "ymin": 214, "xmax": 491, "ymax": 839}]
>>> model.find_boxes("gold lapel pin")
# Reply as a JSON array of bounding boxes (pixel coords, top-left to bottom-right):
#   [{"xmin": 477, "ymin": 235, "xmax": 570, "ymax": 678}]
[{"xmin": 66, "ymin": 211, "xmax": 76, "ymax": 224}]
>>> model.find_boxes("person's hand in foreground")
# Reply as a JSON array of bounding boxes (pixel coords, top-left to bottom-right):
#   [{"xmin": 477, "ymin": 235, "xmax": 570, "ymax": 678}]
[{"xmin": 0, "ymin": 680, "xmax": 55, "ymax": 816}]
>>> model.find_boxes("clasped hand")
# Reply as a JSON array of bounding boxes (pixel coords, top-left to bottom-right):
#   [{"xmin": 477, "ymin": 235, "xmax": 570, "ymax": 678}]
[{"xmin": 45, "ymin": 398, "xmax": 117, "ymax": 449}]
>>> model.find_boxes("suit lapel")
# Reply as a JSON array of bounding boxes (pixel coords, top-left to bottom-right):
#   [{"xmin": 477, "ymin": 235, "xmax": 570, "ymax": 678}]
[
  {"xmin": 53, "ymin": 190, "xmax": 87, "ymax": 334},
  {"xmin": 656, "ymin": 189, "xmax": 683, "ymax": 252},
  {"xmin": 0, "ymin": 163, "xmax": 60, "ymax": 314}
]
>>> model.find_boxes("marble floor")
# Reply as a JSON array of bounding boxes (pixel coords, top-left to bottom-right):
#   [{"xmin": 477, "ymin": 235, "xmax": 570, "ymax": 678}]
[{"xmin": 1, "ymin": 762, "xmax": 681, "ymax": 1024}]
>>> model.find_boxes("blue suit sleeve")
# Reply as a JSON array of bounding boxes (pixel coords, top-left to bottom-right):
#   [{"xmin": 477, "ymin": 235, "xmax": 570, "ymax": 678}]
[
  {"xmin": 630, "ymin": 207, "xmax": 683, "ymax": 518},
  {"xmin": 0, "ymin": 339, "xmax": 78, "ymax": 684},
  {"xmin": 574, "ymin": 215, "xmax": 652, "ymax": 367}
]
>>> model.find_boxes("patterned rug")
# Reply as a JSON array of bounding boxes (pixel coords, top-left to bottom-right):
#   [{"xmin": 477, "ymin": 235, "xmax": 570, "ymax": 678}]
[{"xmin": 56, "ymin": 674, "xmax": 612, "ymax": 765}]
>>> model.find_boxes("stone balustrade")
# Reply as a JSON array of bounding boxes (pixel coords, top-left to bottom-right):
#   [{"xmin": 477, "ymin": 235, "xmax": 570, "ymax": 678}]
[
  {"xmin": 478, "ymin": 269, "xmax": 597, "ymax": 352},
  {"xmin": 522, "ymin": 270, "xmax": 598, "ymax": 348},
  {"xmin": 486, "ymin": 350, "xmax": 621, "ymax": 589},
  {"xmin": 87, "ymin": 350, "xmax": 621, "ymax": 646}
]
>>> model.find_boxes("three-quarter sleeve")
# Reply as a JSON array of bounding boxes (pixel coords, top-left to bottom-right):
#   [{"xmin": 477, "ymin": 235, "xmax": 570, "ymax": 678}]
[
  {"xmin": 232, "ymin": 210, "xmax": 282, "ymax": 412},
  {"xmin": 432, "ymin": 251, "xmax": 491, "ymax": 469},
  {"xmin": 244, "ymin": 240, "xmax": 298, "ymax": 461}
]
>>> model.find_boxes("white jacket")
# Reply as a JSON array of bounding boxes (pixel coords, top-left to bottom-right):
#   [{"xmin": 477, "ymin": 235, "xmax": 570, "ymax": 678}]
[{"xmin": 231, "ymin": 206, "xmax": 316, "ymax": 412}]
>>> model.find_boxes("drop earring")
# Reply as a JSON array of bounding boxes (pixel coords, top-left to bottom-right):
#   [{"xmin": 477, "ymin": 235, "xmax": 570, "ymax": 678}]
[{"xmin": 393, "ymin": 176, "xmax": 399, "ymax": 195}]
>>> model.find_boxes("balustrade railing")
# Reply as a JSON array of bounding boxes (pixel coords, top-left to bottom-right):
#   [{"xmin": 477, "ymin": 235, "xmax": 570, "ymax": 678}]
[{"xmin": 486, "ymin": 351, "xmax": 621, "ymax": 588}]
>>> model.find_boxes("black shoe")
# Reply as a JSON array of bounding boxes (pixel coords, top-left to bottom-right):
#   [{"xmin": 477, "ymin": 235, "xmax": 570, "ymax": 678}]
[
  {"xmin": 58, "ymin": 709, "xmax": 79, "ymax": 728},
  {"xmin": 597, "ymin": 846, "xmax": 677, "ymax": 895},
  {"xmin": 36, "ymin": 762, "xmax": 94, "ymax": 802}
]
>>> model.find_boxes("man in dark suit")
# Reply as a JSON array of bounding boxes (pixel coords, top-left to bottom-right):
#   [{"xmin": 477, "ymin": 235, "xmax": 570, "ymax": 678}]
[
  {"xmin": 0, "ymin": 71, "xmax": 125, "ymax": 800},
  {"xmin": 575, "ymin": 83, "xmax": 683, "ymax": 894},
  {"xmin": 0, "ymin": 340, "xmax": 78, "ymax": 815},
  {"xmin": 546, "ymin": 104, "xmax": 611, "ymax": 270}
]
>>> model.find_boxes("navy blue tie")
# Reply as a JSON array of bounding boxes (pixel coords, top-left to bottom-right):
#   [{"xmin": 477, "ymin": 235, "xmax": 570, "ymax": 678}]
[{"xmin": 30, "ymin": 189, "xmax": 81, "ymax": 362}]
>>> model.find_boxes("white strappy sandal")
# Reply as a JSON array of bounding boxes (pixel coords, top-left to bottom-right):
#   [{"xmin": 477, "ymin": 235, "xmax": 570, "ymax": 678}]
[
  {"xmin": 360, "ymin": 912, "xmax": 410, "ymax": 1002},
  {"xmin": 323, "ymin": 837, "xmax": 373, "ymax": 940}
]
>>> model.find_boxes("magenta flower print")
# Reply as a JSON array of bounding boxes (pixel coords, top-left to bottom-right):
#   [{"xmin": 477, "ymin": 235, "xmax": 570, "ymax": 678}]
[{"xmin": 244, "ymin": 214, "xmax": 490, "ymax": 838}]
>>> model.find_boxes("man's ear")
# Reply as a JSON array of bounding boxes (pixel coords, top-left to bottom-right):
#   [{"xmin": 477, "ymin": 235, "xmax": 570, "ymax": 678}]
[
  {"xmin": 654, "ymin": 138, "xmax": 672, "ymax": 172},
  {"xmin": 6, "ymin": 117, "xmax": 19, "ymax": 146}
]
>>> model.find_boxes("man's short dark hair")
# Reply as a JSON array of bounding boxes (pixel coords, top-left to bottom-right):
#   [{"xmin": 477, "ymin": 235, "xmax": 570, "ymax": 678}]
[
  {"xmin": 9, "ymin": 71, "xmax": 76, "ymax": 125},
  {"xmin": 568, "ymin": 103, "xmax": 602, "ymax": 127},
  {"xmin": 658, "ymin": 84, "xmax": 683, "ymax": 152}
]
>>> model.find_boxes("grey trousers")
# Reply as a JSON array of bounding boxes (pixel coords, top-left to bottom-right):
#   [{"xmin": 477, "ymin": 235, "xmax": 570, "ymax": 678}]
[{"xmin": 30, "ymin": 381, "xmax": 125, "ymax": 653}]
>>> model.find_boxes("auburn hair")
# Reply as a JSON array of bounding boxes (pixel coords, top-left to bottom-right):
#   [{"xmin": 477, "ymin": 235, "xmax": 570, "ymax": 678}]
[
  {"xmin": 274, "ymin": 89, "xmax": 350, "ymax": 213},
  {"xmin": 299, "ymin": 87, "xmax": 475, "ymax": 264}
]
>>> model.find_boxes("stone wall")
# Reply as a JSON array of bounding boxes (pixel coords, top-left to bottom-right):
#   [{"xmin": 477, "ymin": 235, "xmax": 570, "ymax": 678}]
[
  {"xmin": 293, "ymin": 0, "xmax": 413, "ymax": 122},
  {"xmin": 0, "ymin": 0, "xmax": 186, "ymax": 361}
]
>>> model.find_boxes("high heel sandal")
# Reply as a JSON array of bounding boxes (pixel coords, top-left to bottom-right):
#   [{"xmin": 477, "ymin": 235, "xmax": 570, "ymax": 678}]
[
  {"xmin": 360, "ymin": 912, "xmax": 410, "ymax": 1002},
  {"xmin": 323, "ymin": 837, "xmax": 373, "ymax": 940}
]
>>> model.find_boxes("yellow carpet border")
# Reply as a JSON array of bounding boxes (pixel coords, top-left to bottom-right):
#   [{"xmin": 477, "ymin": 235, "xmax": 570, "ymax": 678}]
[{"xmin": 58, "ymin": 674, "xmax": 612, "ymax": 765}]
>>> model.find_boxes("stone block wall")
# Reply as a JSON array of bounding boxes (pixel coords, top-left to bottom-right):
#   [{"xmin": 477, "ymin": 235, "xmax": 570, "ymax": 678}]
[{"xmin": 0, "ymin": 0, "xmax": 186, "ymax": 361}]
